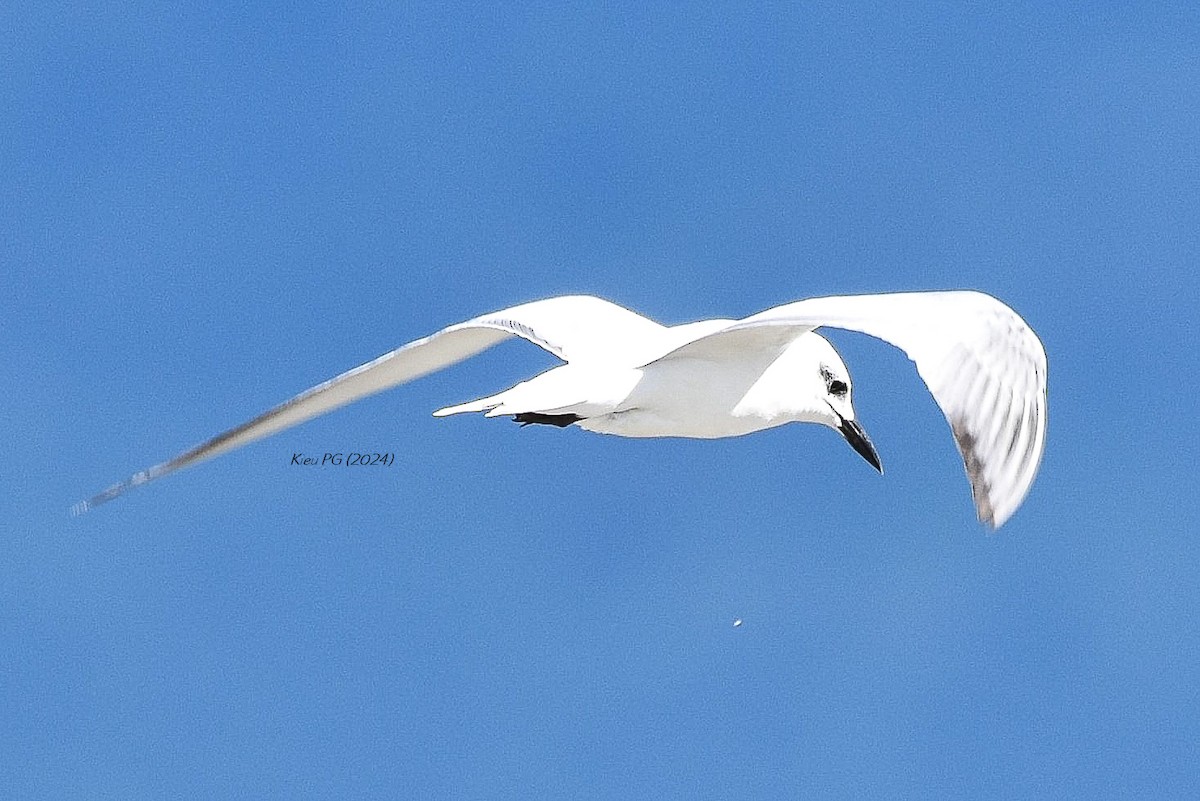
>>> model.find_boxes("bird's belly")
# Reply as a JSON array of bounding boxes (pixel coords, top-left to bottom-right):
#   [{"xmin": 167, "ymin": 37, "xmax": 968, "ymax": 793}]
[
  {"xmin": 579, "ymin": 408, "xmax": 779, "ymax": 439},
  {"xmin": 578, "ymin": 359, "xmax": 787, "ymax": 439}
]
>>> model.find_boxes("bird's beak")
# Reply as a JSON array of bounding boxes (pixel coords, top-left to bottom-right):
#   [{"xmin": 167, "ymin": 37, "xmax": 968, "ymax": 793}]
[{"xmin": 838, "ymin": 417, "xmax": 882, "ymax": 473}]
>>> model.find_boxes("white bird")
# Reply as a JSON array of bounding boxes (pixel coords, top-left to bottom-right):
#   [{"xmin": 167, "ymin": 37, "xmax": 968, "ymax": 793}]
[{"xmin": 74, "ymin": 290, "xmax": 1047, "ymax": 527}]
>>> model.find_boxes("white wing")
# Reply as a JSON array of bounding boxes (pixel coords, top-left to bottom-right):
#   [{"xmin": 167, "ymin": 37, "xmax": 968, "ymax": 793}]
[
  {"xmin": 73, "ymin": 295, "xmax": 664, "ymax": 513},
  {"xmin": 653, "ymin": 291, "xmax": 1048, "ymax": 528}
]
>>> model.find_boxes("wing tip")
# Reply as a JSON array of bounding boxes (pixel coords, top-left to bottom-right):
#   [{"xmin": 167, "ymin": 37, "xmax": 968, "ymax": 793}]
[
  {"xmin": 952, "ymin": 420, "xmax": 1035, "ymax": 530},
  {"xmin": 70, "ymin": 486, "xmax": 119, "ymax": 518},
  {"xmin": 70, "ymin": 469, "xmax": 158, "ymax": 518},
  {"xmin": 952, "ymin": 420, "xmax": 1009, "ymax": 530}
]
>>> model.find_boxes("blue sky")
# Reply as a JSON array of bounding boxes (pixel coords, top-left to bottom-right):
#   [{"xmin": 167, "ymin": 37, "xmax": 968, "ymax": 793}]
[{"xmin": 6, "ymin": 3, "xmax": 1199, "ymax": 798}]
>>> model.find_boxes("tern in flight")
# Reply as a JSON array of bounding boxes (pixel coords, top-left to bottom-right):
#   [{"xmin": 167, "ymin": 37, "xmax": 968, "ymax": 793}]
[{"xmin": 75, "ymin": 290, "xmax": 1047, "ymax": 527}]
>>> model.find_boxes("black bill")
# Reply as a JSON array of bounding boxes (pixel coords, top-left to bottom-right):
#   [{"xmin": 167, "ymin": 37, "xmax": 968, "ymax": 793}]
[{"xmin": 838, "ymin": 417, "xmax": 882, "ymax": 473}]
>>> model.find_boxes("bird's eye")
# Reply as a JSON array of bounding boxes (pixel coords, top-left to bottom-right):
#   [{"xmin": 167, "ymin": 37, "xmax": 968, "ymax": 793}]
[{"xmin": 828, "ymin": 379, "xmax": 848, "ymax": 396}]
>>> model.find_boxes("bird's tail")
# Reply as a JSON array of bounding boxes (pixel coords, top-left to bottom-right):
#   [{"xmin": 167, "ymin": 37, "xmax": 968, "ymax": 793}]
[{"xmin": 431, "ymin": 396, "xmax": 501, "ymax": 417}]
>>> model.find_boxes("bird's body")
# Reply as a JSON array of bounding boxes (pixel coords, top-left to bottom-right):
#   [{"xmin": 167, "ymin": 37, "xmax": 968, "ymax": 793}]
[
  {"xmin": 445, "ymin": 327, "xmax": 847, "ymax": 440},
  {"xmin": 76, "ymin": 291, "xmax": 1048, "ymax": 528}
]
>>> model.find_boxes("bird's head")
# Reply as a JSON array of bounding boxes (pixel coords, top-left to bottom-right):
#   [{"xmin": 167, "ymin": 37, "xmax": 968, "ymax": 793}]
[{"xmin": 781, "ymin": 333, "xmax": 882, "ymax": 474}]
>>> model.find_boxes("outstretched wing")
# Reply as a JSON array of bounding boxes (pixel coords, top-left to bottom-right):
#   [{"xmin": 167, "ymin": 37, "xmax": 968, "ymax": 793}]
[
  {"xmin": 73, "ymin": 295, "xmax": 663, "ymax": 513},
  {"xmin": 654, "ymin": 291, "xmax": 1048, "ymax": 528}
]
